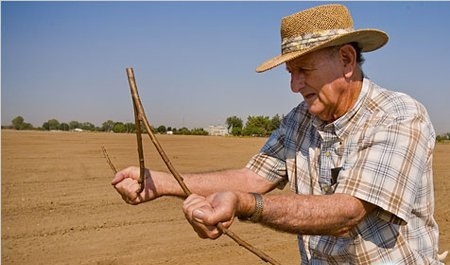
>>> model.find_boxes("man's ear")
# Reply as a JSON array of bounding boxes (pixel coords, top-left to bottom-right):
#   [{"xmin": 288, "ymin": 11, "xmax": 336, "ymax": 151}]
[{"xmin": 339, "ymin": 44, "xmax": 357, "ymax": 79}]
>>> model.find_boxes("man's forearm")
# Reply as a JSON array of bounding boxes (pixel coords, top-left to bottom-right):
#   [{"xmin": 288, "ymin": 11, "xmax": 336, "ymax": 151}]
[
  {"xmin": 240, "ymin": 193, "xmax": 375, "ymax": 236},
  {"xmin": 153, "ymin": 167, "xmax": 276, "ymax": 198}
]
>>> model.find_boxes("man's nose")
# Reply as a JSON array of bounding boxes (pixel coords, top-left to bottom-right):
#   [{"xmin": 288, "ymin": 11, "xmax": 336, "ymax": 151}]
[{"xmin": 290, "ymin": 72, "xmax": 305, "ymax": 93}]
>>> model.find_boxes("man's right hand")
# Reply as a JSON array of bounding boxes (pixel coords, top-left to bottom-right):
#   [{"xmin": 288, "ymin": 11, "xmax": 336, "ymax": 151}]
[{"xmin": 111, "ymin": 166, "xmax": 160, "ymax": 205}]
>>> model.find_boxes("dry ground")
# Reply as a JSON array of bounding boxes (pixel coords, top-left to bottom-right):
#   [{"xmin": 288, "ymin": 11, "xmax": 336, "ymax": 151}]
[{"xmin": 1, "ymin": 130, "xmax": 449, "ymax": 264}]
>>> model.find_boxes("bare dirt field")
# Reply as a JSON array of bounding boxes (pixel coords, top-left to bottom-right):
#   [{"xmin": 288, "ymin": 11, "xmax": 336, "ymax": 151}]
[{"xmin": 2, "ymin": 130, "xmax": 449, "ymax": 265}]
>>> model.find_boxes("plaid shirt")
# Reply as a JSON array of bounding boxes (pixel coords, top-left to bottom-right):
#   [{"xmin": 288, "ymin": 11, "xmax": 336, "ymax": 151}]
[{"xmin": 246, "ymin": 79, "xmax": 442, "ymax": 264}]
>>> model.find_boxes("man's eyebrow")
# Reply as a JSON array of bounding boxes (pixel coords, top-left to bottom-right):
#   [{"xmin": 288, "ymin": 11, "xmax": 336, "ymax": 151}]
[{"xmin": 286, "ymin": 62, "xmax": 317, "ymax": 71}]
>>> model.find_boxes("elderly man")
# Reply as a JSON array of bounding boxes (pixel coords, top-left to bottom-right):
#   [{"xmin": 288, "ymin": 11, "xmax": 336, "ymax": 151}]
[{"xmin": 112, "ymin": 4, "xmax": 443, "ymax": 264}]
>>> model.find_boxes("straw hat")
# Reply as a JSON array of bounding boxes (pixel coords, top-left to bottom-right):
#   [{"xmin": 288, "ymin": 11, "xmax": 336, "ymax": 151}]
[{"xmin": 256, "ymin": 4, "xmax": 389, "ymax": 73}]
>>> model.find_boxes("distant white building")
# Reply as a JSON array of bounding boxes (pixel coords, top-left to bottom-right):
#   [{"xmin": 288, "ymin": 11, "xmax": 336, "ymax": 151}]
[{"xmin": 206, "ymin": 125, "xmax": 229, "ymax": 136}]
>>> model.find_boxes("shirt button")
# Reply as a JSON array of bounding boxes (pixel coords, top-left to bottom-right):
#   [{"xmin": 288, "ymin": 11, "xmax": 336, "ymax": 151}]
[{"xmin": 325, "ymin": 151, "xmax": 331, "ymax": 157}]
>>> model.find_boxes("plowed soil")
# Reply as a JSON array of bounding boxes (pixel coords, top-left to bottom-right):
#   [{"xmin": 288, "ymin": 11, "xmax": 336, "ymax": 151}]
[{"xmin": 2, "ymin": 130, "xmax": 449, "ymax": 264}]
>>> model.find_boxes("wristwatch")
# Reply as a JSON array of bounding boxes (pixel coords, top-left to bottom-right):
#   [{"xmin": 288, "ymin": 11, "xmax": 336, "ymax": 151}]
[{"xmin": 249, "ymin": 192, "xmax": 264, "ymax": 223}]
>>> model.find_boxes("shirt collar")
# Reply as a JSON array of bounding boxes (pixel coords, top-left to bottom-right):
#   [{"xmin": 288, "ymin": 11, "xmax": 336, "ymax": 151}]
[{"xmin": 312, "ymin": 78, "xmax": 370, "ymax": 139}]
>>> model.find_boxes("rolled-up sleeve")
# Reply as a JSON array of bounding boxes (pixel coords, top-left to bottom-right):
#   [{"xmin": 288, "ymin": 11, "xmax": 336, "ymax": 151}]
[
  {"xmin": 246, "ymin": 152, "xmax": 288, "ymax": 188},
  {"xmin": 336, "ymin": 101, "xmax": 435, "ymax": 225}
]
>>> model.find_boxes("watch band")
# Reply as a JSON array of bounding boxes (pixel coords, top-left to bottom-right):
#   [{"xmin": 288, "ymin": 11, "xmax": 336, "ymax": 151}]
[{"xmin": 249, "ymin": 192, "xmax": 264, "ymax": 223}]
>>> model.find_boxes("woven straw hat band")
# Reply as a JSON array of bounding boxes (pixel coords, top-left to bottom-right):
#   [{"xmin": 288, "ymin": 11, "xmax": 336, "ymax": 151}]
[{"xmin": 280, "ymin": 4, "xmax": 354, "ymax": 54}]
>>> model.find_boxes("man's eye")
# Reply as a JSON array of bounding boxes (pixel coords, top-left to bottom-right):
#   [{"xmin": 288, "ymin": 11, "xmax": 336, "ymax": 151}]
[
  {"xmin": 286, "ymin": 66, "xmax": 315, "ymax": 74},
  {"xmin": 299, "ymin": 67, "xmax": 316, "ymax": 72}
]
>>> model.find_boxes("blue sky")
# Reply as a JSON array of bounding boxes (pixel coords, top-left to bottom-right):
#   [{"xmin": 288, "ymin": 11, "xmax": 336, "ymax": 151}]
[{"xmin": 2, "ymin": 1, "xmax": 450, "ymax": 134}]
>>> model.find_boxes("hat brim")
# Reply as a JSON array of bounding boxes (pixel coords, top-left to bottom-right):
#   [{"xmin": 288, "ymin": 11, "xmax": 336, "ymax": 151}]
[{"xmin": 256, "ymin": 29, "xmax": 388, "ymax": 73}]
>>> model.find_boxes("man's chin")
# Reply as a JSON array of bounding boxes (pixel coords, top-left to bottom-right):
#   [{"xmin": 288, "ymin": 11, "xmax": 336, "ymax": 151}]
[{"xmin": 307, "ymin": 108, "xmax": 329, "ymax": 121}]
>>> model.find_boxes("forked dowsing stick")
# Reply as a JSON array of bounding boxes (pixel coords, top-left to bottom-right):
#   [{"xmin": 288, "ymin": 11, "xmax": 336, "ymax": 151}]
[{"xmin": 122, "ymin": 67, "xmax": 282, "ymax": 265}]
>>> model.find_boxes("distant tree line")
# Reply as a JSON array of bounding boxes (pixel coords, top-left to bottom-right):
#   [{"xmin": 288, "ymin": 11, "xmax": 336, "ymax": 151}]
[
  {"xmin": 3, "ymin": 115, "xmax": 280, "ymax": 137},
  {"xmin": 5, "ymin": 115, "xmax": 450, "ymax": 140},
  {"xmin": 436, "ymin": 133, "xmax": 450, "ymax": 142},
  {"xmin": 2, "ymin": 116, "xmax": 209, "ymax": 135},
  {"xmin": 225, "ymin": 114, "xmax": 282, "ymax": 137}
]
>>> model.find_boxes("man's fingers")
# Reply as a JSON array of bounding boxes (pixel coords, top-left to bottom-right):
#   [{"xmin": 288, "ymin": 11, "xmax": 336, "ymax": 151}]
[
  {"xmin": 111, "ymin": 171, "xmax": 126, "ymax": 185},
  {"xmin": 192, "ymin": 206, "xmax": 215, "ymax": 223},
  {"xmin": 182, "ymin": 194, "xmax": 224, "ymax": 239},
  {"xmin": 114, "ymin": 177, "xmax": 142, "ymax": 203},
  {"xmin": 111, "ymin": 166, "xmax": 140, "ymax": 185},
  {"xmin": 183, "ymin": 194, "xmax": 208, "ymax": 221}
]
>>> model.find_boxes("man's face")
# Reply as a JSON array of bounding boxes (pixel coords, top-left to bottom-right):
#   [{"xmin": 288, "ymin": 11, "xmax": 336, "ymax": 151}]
[{"xmin": 286, "ymin": 47, "xmax": 350, "ymax": 122}]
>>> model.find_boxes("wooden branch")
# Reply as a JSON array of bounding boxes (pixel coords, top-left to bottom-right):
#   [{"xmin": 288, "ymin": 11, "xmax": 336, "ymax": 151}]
[
  {"xmin": 127, "ymin": 71, "xmax": 146, "ymax": 194},
  {"xmin": 102, "ymin": 146, "xmax": 117, "ymax": 174},
  {"xmin": 126, "ymin": 68, "xmax": 192, "ymax": 196},
  {"xmin": 124, "ymin": 67, "xmax": 282, "ymax": 265}
]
